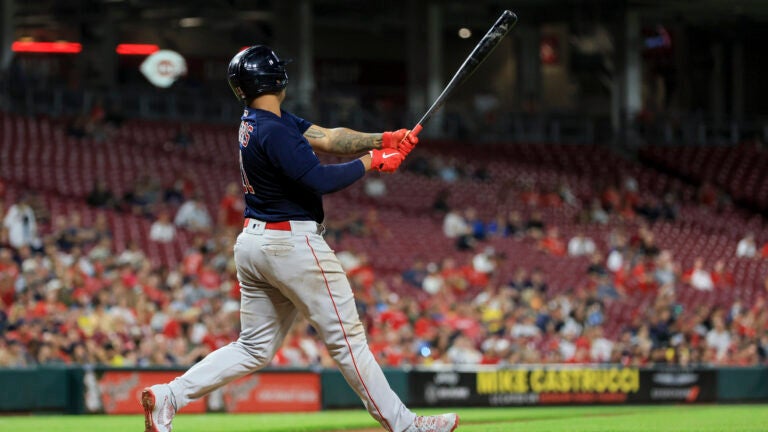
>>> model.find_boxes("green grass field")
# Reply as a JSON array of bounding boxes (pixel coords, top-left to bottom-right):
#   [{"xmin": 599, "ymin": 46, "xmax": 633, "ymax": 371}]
[{"xmin": 1, "ymin": 405, "xmax": 766, "ymax": 431}]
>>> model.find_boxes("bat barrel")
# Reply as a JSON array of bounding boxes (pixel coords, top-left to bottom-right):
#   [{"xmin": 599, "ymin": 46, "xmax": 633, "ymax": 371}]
[{"xmin": 415, "ymin": 10, "xmax": 518, "ymax": 130}]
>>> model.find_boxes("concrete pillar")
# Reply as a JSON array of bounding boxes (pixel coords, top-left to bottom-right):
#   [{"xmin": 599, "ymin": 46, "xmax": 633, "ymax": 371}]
[
  {"xmin": 710, "ymin": 42, "xmax": 724, "ymax": 127},
  {"xmin": 426, "ymin": 2, "xmax": 443, "ymax": 133},
  {"xmin": 77, "ymin": 14, "xmax": 118, "ymax": 89},
  {"xmin": 623, "ymin": 10, "xmax": 642, "ymax": 125},
  {"xmin": 274, "ymin": 0, "xmax": 314, "ymax": 116},
  {"xmin": 516, "ymin": 24, "xmax": 541, "ymax": 109},
  {"xmin": 731, "ymin": 40, "xmax": 744, "ymax": 123},
  {"xmin": 406, "ymin": 0, "xmax": 426, "ymax": 125},
  {"xmin": 673, "ymin": 23, "xmax": 690, "ymax": 113},
  {"xmin": 0, "ymin": 0, "xmax": 14, "ymax": 73},
  {"xmin": 297, "ymin": 0, "xmax": 314, "ymax": 115}
]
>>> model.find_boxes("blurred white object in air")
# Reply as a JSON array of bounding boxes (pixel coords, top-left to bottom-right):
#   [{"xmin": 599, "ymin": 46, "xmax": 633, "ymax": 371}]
[{"xmin": 140, "ymin": 50, "xmax": 187, "ymax": 88}]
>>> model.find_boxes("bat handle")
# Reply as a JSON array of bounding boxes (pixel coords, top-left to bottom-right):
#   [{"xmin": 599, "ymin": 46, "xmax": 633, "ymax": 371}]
[{"xmin": 403, "ymin": 123, "xmax": 423, "ymax": 143}]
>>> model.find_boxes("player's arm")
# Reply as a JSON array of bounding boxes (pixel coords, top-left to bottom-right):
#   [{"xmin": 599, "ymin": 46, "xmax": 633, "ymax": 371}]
[
  {"xmin": 303, "ymin": 125, "xmax": 382, "ymax": 155},
  {"xmin": 298, "ymin": 150, "xmax": 402, "ymax": 195},
  {"xmin": 304, "ymin": 125, "xmax": 420, "ymax": 157}
]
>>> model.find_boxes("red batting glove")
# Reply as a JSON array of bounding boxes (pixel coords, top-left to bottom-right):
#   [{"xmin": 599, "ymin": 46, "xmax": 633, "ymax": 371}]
[
  {"xmin": 381, "ymin": 129, "xmax": 408, "ymax": 150},
  {"xmin": 369, "ymin": 149, "xmax": 404, "ymax": 173},
  {"xmin": 398, "ymin": 130, "xmax": 420, "ymax": 157}
]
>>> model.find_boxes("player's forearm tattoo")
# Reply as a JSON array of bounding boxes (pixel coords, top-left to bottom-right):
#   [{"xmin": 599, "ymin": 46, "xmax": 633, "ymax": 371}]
[
  {"xmin": 304, "ymin": 126, "xmax": 326, "ymax": 139},
  {"xmin": 329, "ymin": 128, "xmax": 382, "ymax": 154}
]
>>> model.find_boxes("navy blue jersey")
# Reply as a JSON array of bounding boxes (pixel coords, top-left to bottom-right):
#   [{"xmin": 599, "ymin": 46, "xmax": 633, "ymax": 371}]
[{"xmin": 238, "ymin": 108, "xmax": 323, "ymax": 222}]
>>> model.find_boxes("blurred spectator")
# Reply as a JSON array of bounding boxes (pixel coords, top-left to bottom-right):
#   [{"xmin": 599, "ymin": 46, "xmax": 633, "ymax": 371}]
[
  {"xmin": 684, "ymin": 258, "xmax": 714, "ymax": 291},
  {"xmin": 589, "ymin": 199, "xmax": 609, "ymax": 224},
  {"xmin": 163, "ymin": 170, "xmax": 196, "ymax": 206},
  {"xmin": 485, "ymin": 212, "xmax": 507, "ymax": 237},
  {"xmin": 525, "ymin": 211, "xmax": 545, "ymax": 238},
  {"xmin": 438, "ymin": 158, "xmax": 460, "ymax": 183},
  {"xmin": 150, "ymin": 211, "xmax": 177, "ymax": 243},
  {"xmin": 637, "ymin": 226, "xmax": 660, "ymax": 257},
  {"xmin": 660, "ymin": 193, "xmax": 679, "ymax": 221},
  {"xmin": 422, "ymin": 263, "xmax": 445, "ymax": 295},
  {"xmin": 2, "ymin": 195, "xmax": 40, "ymax": 249},
  {"xmin": 121, "ymin": 173, "xmax": 162, "ymax": 216},
  {"xmin": 736, "ymin": 233, "xmax": 757, "ymax": 258},
  {"xmin": 402, "ymin": 259, "xmax": 427, "ymax": 288},
  {"xmin": 528, "ymin": 268, "xmax": 549, "ymax": 294},
  {"xmin": 606, "ymin": 230, "xmax": 627, "ymax": 272},
  {"xmin": 510, "ymin": 313, "xmax": 540, "ymax": 338},
  {"xmin": 558, "ymin": 181, "xmax": 578, "ymax": 207},
  {"xmin": 445, "ymin": 335, "xmax": 482, "ymax": 364},
  {"xmin": 519, "ymin": 183, "xmax": 540, "ymax": 207},
  {"xmin": 585, "ymin": 250, "xmax": 607, "ymax": 274},
  {"xmin": 442, "ymin": 209, "xmax": 475, "ymax": 250},
  {"xmin": 601, "ymin": 184, "xmax": 621, "ymax": 212},
  {"xmin": 465, "ymin": 208, "xmax": 486, "ymax": 241},
  {"xmin": 654, "ymin": 250, "xmax": 678, "ymax": 287},
  {"xmin": 175, "ymin": 195, "xmax": 212, "ymax": 232},
  {"xmin": 364, "ymin": 177, "xmax": 387, "ymax": 198},
  {"xmin": 711, "ymin": 260, "xmax": 734, "ymax": 288},
  {"xmin": 442, "ymin": 209, "xmax": 468, "ymax": 239},
  {"xmin": 217, "ymin": 183, "xmax": 245, "ymax": 230},
  {"xmin": 568, "ymin": 232, "xmax": 596, "ymax": 257},
  {"xmin": 431, "ymin": 189, "xmax": 451, "ymax": 214},
  {"xmin": 539, "ymin": 227, "xmax": 566, "ymax": 257},
  {"xmin": 539, "ymin": 187, "xmax": 562, "ymax": 208},
  {"xmin": 706, "ymin": 316, "xmax": 731, "ymax": 362},
  {"xmin": 472, "ymin": 247, "xmax": 497, "ymax": 274},
  {"xmin": 86, "ymin": 180, "xmax": 116, "ymax": 209},
  {"xmin": 505, "ymin": 210, "xmax": 523, "ymax": 237},
  {"xmin": 508, "ymin": 267, "xmax": 530, "ymax": 292},
  {"xmin": 362, "ymin": 208, "xmax": 391, "ymax": 241},
  {"xmin": 590, "ymin": 327, "xmax": 614, "ymax": 362}
]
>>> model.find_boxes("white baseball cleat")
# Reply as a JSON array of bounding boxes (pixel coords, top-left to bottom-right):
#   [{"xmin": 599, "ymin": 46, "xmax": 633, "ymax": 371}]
[
  {"xmin": 404, "ymin": 413, "xmax": 460, "ymax": 432},
  {"xmin": 141, "ymin": 384, "xmax": 176, "ymax": 432}
]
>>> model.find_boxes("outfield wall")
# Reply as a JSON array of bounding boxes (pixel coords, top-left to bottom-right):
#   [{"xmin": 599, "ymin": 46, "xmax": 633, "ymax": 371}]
[{"xmin": 0, "ymin": 365, "xmax": 765, "ymax": 414}]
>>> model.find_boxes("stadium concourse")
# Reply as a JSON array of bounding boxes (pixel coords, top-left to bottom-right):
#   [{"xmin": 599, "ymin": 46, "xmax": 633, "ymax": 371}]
[{"xmin": 1, "ymin": 112, "xmax": 767, "ymax": 369}]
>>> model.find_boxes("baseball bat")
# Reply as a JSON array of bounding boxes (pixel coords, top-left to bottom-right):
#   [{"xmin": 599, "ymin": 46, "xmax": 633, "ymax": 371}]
[{"xmin": 408, "ymin": 10, "xmax": 518, "ymax": 138}]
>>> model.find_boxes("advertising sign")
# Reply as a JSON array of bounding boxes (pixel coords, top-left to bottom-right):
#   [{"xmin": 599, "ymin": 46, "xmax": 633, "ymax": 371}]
[
  {"xmin": 90, "ymin": 370, "xmax": 320, "ymax": 414},
  {"xmin": 95, "ymin": 371, "xmax": 206, "ymax": 414},
  {"xmin": 631, "ymin": 370, "xmax": 717, "ymax": 403},
  {"xmin": 411, "ymin": 367, "xmax": 641, "ymax": 407},
  {"xmin": 220, "ymin": 372, "xmax": 320, "ymax": 413}
]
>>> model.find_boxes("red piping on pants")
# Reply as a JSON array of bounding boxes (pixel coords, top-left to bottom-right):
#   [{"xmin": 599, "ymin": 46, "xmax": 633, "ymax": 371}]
[{"xmin": 305, "ymin": 236, "xmax": 392, "ymax": 432}]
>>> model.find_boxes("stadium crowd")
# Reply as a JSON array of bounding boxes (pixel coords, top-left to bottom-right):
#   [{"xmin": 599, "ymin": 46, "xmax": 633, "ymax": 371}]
[{"xmin": 2, "ymin": 165, "xmax": 768, "ymax": 369}]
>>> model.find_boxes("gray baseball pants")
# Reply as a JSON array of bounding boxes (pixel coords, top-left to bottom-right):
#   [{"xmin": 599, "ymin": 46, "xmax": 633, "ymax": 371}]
[{"xmin": 167, "ymin": 219, "xmax": 416, "ymax": 431}]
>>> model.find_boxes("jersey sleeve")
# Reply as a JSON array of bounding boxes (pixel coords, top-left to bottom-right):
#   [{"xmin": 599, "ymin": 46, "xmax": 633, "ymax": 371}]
[
  {"xmin": 262, "ymin": 123, "xmax": 320, "ymax": 181},
  {"xmin": 283, "ymin": 111, "xmax": 313, "ymax": 134}
]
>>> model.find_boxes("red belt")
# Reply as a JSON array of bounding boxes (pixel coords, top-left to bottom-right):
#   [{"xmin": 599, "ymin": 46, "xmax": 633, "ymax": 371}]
[{"xmin": 243, "ymin": 219, "xmax": 292, "ymax": 231}]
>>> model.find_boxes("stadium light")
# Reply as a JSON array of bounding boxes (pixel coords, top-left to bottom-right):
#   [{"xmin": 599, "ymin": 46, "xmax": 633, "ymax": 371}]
[
  {"xmin": 12, "ymin": 41, "xmax": 82, "ymax": 54},
  {"xmin": 116, "ymin": 44, "xmax": 160, "ymax": 55},
  {"xmin": 179, "ymin": 17, "xmax": 204, "ymax": 28}
]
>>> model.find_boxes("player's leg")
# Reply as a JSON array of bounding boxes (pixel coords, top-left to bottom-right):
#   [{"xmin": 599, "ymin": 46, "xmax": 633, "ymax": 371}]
[
  {"xmin": 142, "ymin": 233, "xmax": 297, "ymax": 432},
  {"xmin": 166, "ymin": 280, "xmax": 298, "ymax": 407},
  {"xmin": 266, "ymin": 231, "xmax": 416, "ymax": 432},
  {"xmin": 167, "ymin": 232, "xmax": 298, "ymax": 407}
]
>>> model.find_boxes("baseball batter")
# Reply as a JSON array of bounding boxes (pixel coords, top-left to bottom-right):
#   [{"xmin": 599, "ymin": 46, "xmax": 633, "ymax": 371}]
[{"xmin": 141, "ymin": 46, "xmax": 459, "ymax": 432}]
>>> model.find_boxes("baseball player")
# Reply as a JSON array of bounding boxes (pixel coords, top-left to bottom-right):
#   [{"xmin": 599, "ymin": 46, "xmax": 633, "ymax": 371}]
[{"xmin": 141, "ymin": 45, "xmax": 459, "ymax": 432}]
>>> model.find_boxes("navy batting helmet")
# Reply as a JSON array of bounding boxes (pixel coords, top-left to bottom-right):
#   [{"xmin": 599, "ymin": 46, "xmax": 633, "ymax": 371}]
[{"xmin": 227, "ymin": 45, "xmax": 289, "ymax": 102}]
